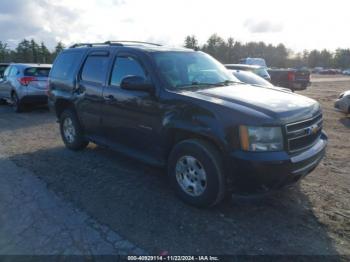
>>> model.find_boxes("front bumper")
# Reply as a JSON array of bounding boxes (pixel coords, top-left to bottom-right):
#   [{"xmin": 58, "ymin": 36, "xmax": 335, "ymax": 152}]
[{"xmin": 229, "ymin": 131, "xmax": 327, "ymax": 193}]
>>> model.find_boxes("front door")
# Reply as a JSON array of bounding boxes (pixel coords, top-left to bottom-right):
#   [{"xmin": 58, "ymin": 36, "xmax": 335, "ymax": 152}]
[{"xmin": 101, "ymin": 52, "xmax": 162, "ymax": 159}]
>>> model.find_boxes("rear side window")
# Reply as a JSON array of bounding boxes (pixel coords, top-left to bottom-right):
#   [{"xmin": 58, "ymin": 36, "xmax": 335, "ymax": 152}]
[
  {"xmin": 50, "ymin": 52, "xmax": 83, "ymax": 80},
  {"xmin": 25, "ymin": 67, "xmax": 51, "ymax": 77},
  {"xmin": 110, "ymin": 56, "xmax": 146, "ymax": 86},
  {"xmin": 81, "ymin": 55, "xmax": 109, "ymax": 84}
]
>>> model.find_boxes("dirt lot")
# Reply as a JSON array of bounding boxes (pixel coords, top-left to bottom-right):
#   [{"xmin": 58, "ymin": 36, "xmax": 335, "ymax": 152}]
[{"xmin": 0, "ymin": 75, "xmax": 349, "ymax": 255}]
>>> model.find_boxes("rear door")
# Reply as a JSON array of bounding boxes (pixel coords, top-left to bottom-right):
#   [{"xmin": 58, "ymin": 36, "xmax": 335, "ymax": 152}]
[{"xmin": 76, "ymin": 50, "xmax": 110, "ymax": 137}]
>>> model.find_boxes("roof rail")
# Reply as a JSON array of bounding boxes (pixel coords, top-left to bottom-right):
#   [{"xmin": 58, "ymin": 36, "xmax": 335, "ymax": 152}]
[
  {"xmin": 69, "ymin": 43, "xmax": 116, "ymax": 48},
  {"xmin": 69, "ymin": 41, "xmax": 162, "ymax": 49},
  {"xmin": 104, "ymin": 41, "xmax": 162, "ymax": 46}
]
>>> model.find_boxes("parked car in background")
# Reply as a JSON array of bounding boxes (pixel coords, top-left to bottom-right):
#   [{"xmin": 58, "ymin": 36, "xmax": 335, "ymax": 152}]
[
  {"xmin": 0, "ymin": 63, "xmax": 51, "ymax": 112},
  {"xmin": 334, "ymin": 90, "xmax": 350, "ymax": 114},
  {"xmin": 225, "ymin": 64, "xmax": 271, "ymax": 81},
  {"xmin": 268, "ymin": 68, "xmax": 311, "ymax": 91},
  {"xmin": 48, "ymin": 41, "xmax": 327, "ymax": 207},
  {"xmin": 319, "ymin": 69, "xmax": 341, "ymax": 75},
  {"xmin": 312, "ymin": 67, "xmax": 324, "ymax": 74},
  {"xmin": 239, "ymin": 57, "xmax": 267, "ymax": 67},
  {"xmin": 342, "ymin": 69, "xmax": 350, "ymax": 75},
  {"xmin": 229, "ymin": 69, "xmax": 291, "ymax": 92},
  {"xmin": 0, "ymin": 63, "xmax": 10, "ymax": 79}
]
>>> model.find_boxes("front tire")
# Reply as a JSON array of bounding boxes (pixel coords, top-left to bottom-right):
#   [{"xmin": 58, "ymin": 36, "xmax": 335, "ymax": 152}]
[
  {"xmin": 168, "ymin": 139, "xmax": 226, "ymax": 207},
  {"xmin": 59, "ymin": 109, "xmax": 89, "ymax": 150}
]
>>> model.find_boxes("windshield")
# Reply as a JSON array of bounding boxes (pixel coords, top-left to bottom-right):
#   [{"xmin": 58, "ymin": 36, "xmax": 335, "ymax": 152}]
[
  {"xmin": 153, "ymin": 51, "xmax": 239, "ymax": 89},
  {"xmin": 232, "ymin": 70, "xmax": 273, "ymax": 87}
]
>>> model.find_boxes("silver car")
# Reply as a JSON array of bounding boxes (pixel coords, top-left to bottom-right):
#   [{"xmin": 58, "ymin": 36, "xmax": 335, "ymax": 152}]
[
  {"xmin": 335, "ymin": 90, "xmax": 350, "ymax": 114},
  {"xmin": 0, "ymin": 63, "xmax": 51, "ymax": 112}
]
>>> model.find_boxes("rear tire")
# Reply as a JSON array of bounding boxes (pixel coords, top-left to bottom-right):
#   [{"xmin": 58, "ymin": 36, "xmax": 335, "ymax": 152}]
[
  {"xmin": 59, "ymin": 109, "xmax": 89, "ymax": 151},
  {"xmin": 12, "ymin": 92, "xmax": 24, "ymax": 113},
  {"xmin": 168, "ymin": 139, "xmax": 226, "ymax": 207}
]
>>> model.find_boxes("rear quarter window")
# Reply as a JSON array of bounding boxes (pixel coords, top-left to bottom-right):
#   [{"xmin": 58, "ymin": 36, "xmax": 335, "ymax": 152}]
[
  {"xmin": 50, "ymin": 52, "xmax": 84, "ymax": 80},
  {"xmin": 25, "ymin": 67, "xmax": 51, "ymax": 77}
]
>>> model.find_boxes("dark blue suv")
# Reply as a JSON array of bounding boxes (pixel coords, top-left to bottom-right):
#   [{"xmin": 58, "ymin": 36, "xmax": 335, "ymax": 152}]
[{"xmin": 48, "ymin": 41, "xmax": 327, "ymax": 207}]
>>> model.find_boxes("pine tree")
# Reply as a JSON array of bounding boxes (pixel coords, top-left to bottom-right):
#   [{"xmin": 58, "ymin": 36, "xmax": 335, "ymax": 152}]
[{"xmin": 184, "ymin": 35, "xmax": 199, "ymax": 50}]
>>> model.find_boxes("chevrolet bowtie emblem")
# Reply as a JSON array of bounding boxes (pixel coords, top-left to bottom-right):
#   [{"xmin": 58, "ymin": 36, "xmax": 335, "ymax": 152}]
[{"xmin": 307, "ymin": 124, "xmax": 320, "ymax": 135}]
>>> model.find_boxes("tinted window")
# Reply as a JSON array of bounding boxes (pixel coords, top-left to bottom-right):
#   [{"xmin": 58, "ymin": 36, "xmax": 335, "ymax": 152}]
[
  {"xmin": 51, "ymin": 52, "xmax": 83, "ymax": 80},
  {"xmin": 81, "ymin": 55, "xmax": 109, "ymax": 84},
  {"xmin": 25, "ymin": 67, "xmax": 51, "ymax": 77},
  {"xmin": 110, "ymin": 56, "xmax": 146, "ymax": 86}
]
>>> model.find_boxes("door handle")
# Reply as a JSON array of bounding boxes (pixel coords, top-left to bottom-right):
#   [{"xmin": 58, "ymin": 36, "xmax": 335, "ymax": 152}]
[
  {"xmin": 74, "ymin": 86, "xmax": 86, "ymax": 95},
  {"xmin": 104, "ymin": 95, "xmax": 115, "ymax": 101}
]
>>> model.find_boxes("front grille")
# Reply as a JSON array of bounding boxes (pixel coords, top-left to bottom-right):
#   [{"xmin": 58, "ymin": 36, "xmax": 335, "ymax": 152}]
[{"xmin": 285, "ymin": 114, "xmax": 323, "ymax": 153}]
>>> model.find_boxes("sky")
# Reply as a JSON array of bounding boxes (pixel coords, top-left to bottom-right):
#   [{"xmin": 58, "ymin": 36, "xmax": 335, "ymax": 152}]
[{"xmin": 0, "ymin": 0, "xmax": 349, "ymax": 52}]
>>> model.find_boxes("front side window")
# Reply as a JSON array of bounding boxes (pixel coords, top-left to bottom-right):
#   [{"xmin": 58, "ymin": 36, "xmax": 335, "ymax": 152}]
[
  {"xmin": 110, "ymin": 56, "xmax": 146, "ymax": 87},
  {"xmin": 81, "ymin": 55, "xmax": 109, "ymax": 84},
  {"xmin": 152, "ymin": 51, "xmax": 237, "ymax": 89}
]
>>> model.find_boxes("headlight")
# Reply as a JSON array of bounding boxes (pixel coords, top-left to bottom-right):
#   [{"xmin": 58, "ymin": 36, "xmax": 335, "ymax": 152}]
[{"xmin": 239, "ymin": 126, "xmax": 283, "ymax": 151}]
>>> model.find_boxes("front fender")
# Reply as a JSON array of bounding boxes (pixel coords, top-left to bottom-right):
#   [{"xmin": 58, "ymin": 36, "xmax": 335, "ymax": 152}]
[{"xmin": 161, "ymin": 108, "xmax": 229, "ymax": 153}]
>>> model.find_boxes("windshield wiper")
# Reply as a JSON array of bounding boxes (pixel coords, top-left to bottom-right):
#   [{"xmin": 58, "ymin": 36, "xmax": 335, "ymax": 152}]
[
  {"xmin": 215, "ymin": 80, "xmax": 243, "ymax": 86},
  {"xmin": 176, "ymin": 82, "xmax": 220, "ymax": 89},
  {"xmin": 176, "ymin": 80, "xmax": 242, "ymax": 89}
]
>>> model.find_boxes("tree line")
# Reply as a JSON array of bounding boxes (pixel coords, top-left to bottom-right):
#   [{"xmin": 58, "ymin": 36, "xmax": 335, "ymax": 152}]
[
  {"xmin": 1, "ymin": 36, "xmax": 350, "ymax": 69},
  {"xmin": 184, "ymin": 34, "xmax": 350, "ymax": 69},
  {"xmin": 0, "ymin": 39, "xmax": 65, "ymax": 64}
]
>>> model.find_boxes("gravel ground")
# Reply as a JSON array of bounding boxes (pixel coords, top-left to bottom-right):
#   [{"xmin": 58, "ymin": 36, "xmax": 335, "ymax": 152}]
[{"xmin": 0, "ymin": 76, "xmax": 349, "ymax": 255}]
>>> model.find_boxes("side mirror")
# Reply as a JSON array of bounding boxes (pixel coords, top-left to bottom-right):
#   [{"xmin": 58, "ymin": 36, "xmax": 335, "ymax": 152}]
[{"xmin": 120, "ymin": 76, "xmax": 153, "ymax": 92}]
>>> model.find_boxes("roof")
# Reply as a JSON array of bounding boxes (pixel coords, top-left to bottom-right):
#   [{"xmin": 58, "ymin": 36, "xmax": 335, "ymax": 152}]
[{"xmin": 67, "ymin": 41, "xmax": 193, "ymax": 53}]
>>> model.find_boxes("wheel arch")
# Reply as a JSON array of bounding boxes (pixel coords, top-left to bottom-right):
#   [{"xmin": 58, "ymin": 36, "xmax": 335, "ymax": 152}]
[
  {"xmin": 54, "ymin": 98, "xmax": 76, "ymax": 118},
  {"xmin": 164, "ymin": 127, "xmax": 227, "ymax": 160}
]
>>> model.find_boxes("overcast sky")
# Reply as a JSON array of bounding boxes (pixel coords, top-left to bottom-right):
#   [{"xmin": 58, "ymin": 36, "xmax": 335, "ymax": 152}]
[{"xmin": 0, "ymin": 0, "xmax": 349, "ymax": 52}]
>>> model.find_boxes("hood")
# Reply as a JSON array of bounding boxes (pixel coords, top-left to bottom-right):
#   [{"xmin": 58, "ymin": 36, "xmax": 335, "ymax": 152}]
[{"xmin": 181, "ymin": 84, "xmax": 320, "ymax": 123}]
